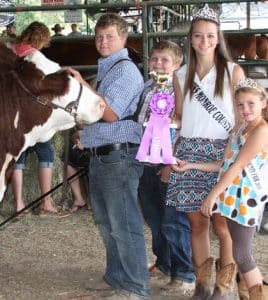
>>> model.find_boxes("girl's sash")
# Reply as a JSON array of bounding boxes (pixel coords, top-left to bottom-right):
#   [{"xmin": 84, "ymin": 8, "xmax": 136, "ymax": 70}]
[
  {"xmin": 236, "ymin": 126, "xmax": 268, "ymax": 201},
  {"xmin": 243, "ymin": 154, "xmax": 268, "ymax": 226},
  {"xmin": 193, "ymin": 83, "xmax": 233, "ymax": 134}
]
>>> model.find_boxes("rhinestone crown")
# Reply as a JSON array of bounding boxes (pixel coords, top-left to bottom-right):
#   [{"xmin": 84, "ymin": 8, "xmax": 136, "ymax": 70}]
[
  {"xmin": 235, "ymin": 78, "xmax": 258, "ymax": 92},
  {"xmin": 192, "ymin": 4, "xmax": 219, "ymax": 24}
]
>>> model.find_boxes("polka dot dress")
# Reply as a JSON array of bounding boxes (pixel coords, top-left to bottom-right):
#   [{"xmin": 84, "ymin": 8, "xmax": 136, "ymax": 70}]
[{"xmin": 213, "ymin": 127, "xmax": 268, "ymax": 227}]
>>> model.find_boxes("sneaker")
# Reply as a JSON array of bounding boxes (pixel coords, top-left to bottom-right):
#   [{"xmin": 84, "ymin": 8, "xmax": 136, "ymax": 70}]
[
  {"xmin": 86, "ymin": 278, "xmax": 113, "ymax": 291},
  {"xmin": 149, "ymin": 264, "xmax": 168, "ymax": 279},
  {"xmin": 263, "ymin": 222, "xmax": 268, "ymax": 232},
  {"xmin": 104, "ymin": 290, "xmax": 141, "ymax": 300},
  {"xmin": 161, "ymin": 279, "xmax": 195, "ymax": 296}
]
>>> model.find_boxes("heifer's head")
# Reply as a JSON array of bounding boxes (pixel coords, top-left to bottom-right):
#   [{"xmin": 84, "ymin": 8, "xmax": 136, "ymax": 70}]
[
  {"xmin": 14, "ymin": 60, "xmax": 104, "ymax": 128},
  {"xmin": 0, "ymin": 43, "xmax": 104, "ymax": 129},
  {"xmin": 45, "ymin": 73, "xmax": 105, "ymax": 127},
  {"xmin": 0, "ymin": 43, "xmax": 104, "ymax": 201}
]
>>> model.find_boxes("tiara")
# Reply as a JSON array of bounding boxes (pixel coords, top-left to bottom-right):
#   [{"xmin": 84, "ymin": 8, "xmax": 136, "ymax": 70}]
[
  {"xmin": 235, "ymin": 78, "xmax": 258, "ymax": 92},
  {"xmin": 192, "ymin": 4, "xmax": 219, "ymax": 24}
]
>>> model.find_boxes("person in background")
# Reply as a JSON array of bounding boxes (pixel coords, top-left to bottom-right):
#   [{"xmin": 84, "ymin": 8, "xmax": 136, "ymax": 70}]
[
  {"xmin": 61, "ymin": 132, "xmax": 90, "ymax": 213},
  {"xmin": 12, "ymin": 21, "xmax": 62, "ymax": 214},
  {"xmin": 175, "ymin": 78, "xmax": 268, "ymax": 299},
  {"xmin": 263, "ymin": 215, "xmax": 268, "ymax": 233},
  {"xmin": 165, "ymin": 4, "xmax": 245, "ymax": 299},
  {"xmin": 138, "ymin": 40, "xmax": 195, "ymax": 297},
  {"xmin": 71, "ymin": 13, "xmax": 149, "ymax": 300},
  {"xmin": 1, "ymin": 22, "xmax": 16, "ymax": 46},
  {"xmin": 68, "ymin": 23, "xmax": 81, "ymax": 36},
  {"xmin": 51, "ymin": 24, "xmax": 64, "ymax": 37},
  {"xmin": 6, "ymin": 22, "xmax": 16, "ymax": 38}
]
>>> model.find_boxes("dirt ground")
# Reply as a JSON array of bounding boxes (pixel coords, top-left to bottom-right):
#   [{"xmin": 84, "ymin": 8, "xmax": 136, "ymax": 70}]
[{"xmin": 0, "ymin": 204, "xmax": 267, "ymax": 300}]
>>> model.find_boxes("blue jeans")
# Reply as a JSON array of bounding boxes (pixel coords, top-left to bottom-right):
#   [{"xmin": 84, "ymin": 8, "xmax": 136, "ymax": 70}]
[
  {"xmin": 14, "ymin": 141, "xmax": 54, "ymax": 169},
  {"xmin": 162, "ymin": 206, "xmax": 195, "ymax": 282},
  {"xmin": 89, "ymin": 147, "xmax": 150, "ymax": 298},
  {"xmin": 139, "ymin": 165, "xmax": 195, "ymax": 283}
]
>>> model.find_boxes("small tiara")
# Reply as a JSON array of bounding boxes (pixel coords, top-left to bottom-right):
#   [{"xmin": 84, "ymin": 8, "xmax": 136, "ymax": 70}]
[
  {"xmin": 192, "ymin": 4, "xmax": 219, "ymax": 24},
  {"xmin": 235, "ymin": 78, "xmax": 258, "ymax": 92}
]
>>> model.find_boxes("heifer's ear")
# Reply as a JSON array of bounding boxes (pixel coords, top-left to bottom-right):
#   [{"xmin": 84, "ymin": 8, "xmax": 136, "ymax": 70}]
[{"xmin": 37, "ymin": 70, "xmax": 70, "ymax": 100}]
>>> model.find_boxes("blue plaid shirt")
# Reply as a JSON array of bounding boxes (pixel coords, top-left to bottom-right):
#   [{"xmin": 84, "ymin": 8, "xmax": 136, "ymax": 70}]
[{"xmin": 80, "ymin": 49, "xmax": 144, "ymax": 148}]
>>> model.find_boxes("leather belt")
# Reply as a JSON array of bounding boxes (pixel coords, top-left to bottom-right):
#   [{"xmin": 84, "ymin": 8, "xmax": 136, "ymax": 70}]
[{"xmin": 87, "ymin": 142, "xmax": 138, "ymax": 156}]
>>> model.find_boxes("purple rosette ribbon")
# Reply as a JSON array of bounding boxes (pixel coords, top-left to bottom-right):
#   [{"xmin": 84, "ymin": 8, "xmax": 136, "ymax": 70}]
[{"xmin": 136, "ymin": 91, "xmax": 175, "ymax": 164}]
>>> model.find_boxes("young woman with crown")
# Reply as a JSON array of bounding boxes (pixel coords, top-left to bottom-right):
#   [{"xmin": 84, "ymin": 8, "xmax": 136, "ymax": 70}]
[{"xmin": 165, "ymin": 4, "xmax": 245, "ymax": 299}]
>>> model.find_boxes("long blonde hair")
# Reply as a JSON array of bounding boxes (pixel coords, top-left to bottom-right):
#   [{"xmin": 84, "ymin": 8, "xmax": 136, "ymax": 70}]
[{"xmin": 184, "ymin": 19, "xmax": 233, "ymax": 99}]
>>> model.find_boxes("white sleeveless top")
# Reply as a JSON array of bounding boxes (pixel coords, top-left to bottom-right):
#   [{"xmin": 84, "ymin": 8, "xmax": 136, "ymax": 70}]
[{"xmin": 176, "ymin": 62, "xmax": 235, "ymax": 140}]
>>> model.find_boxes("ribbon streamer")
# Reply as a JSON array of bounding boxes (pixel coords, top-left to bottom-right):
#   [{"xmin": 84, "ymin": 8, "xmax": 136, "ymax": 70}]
[{"xmin": 136, "ymin": 91, "xmax": 175, "ymax": 164}]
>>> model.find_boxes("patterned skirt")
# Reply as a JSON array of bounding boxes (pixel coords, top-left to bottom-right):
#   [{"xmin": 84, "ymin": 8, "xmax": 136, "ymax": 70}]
[{"xmin": 166, "ymin": 136, "xmax": 227, "ymax": 212}]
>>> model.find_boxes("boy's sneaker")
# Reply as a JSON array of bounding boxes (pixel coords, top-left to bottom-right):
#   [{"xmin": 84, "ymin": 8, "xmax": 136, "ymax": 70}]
[
  {"xmin": 104, "ymin": 290, "xmax": 141, "ymax": 300},
  {"xmin": 160, "ymin": 279, "xmax": 195, "ymax": 296},
  {"xmin": 263, "ymin": 222, "xmax": 268, "ymax": 232},
  {"xmin": 149, "ymin": 264, "xmax": 169, "ymax": 280},
  {"xmin": 86, "ymin": 278, "xmax": 113, "ymax": 291}
]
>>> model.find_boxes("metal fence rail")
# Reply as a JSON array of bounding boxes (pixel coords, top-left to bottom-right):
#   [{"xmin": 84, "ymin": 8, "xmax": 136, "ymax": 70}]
[{"xmin": 1, "ymin": 0, "xmax": 267, "ymax": 76}]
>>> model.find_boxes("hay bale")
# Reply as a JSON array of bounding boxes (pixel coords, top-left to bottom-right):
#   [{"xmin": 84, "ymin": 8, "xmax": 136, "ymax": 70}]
[{"xmin": 0, "ymin": 132, "xmax": 67, "ymax": 217}]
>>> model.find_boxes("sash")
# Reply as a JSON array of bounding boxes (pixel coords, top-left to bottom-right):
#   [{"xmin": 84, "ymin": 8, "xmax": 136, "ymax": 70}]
[
  {"xmin": 243, "ymin": 157, "xmax": 268, "ymax": 226},
  {"xmin": 193, "ymin": 83, "xmax": 232, "ymax": 134},
  {"xmin": 244, "ymin": 160, "xmax": 268, "ymax": 227},
  {"xmin": 236, "ymin": 126, "xmax": 268, "ymax": 201}
]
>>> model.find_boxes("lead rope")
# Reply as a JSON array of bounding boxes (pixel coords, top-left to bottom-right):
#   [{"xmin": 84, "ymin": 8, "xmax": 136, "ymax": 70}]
[{"xmin": 0, "ymin": 167, "xmax": 88, "ymax": 229}]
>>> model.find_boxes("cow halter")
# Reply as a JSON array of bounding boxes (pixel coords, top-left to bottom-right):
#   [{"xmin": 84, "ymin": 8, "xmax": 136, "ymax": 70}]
[{"xmin": 11, "ymin": 70, "xmax": 83, "ymax": 123}]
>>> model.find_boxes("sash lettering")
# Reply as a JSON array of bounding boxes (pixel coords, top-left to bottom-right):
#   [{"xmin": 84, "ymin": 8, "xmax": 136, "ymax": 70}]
[
  {"xmin": 193, "ymin": 83, "xmax": 232, "ymax": 134},
  {"xmin": 237, "ymin": 127, "xmax": 265, "ymax": 193}
]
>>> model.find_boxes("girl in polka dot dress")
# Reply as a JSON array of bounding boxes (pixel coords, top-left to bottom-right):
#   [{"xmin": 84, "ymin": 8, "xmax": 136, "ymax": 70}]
[{"xmin": 173, "ymin": 78, "xmax": 268, "ymax": 299}]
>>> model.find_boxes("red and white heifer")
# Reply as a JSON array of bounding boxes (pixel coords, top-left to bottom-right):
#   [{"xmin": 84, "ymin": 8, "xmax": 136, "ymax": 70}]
[
  {"xmin": 0, "ymin": 43, "xmax": 104, "ymax": 201},
  {"xmin": 225, "ymin": 34, "xmax": 268, "ymax": 60}
]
